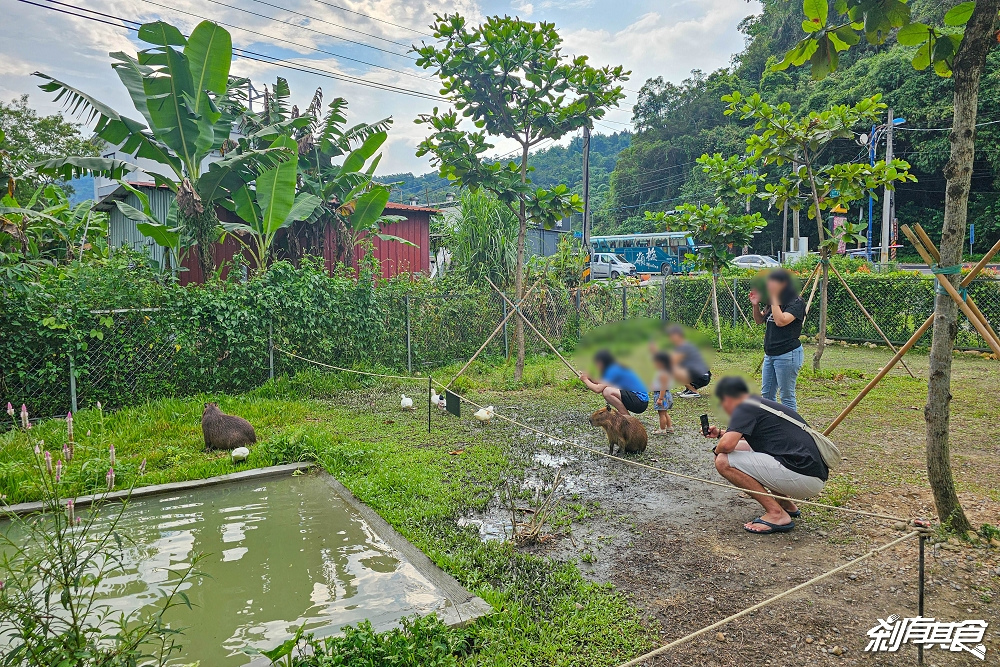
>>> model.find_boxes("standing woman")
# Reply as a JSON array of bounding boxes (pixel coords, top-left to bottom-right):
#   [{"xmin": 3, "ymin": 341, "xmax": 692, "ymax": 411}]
[{"xmin": 750, "ymin": 269, "xmax": 806, "ymax": 410}]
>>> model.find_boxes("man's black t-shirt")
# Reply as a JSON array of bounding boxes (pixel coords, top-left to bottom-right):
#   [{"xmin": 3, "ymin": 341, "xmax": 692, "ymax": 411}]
[
  {"xmin": 763, "ymin": 296, "xmax": 806, "ymax": 356},
  {"xmin": 727, "ymin": 397, "xmax": 828, "ymax": 480}
]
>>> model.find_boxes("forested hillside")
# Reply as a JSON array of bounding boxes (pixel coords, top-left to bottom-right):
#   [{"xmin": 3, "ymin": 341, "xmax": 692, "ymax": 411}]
[
  {"xmin": 384, "ymin": 131, "xmax": 631, "ymax": 221},
  {"xmin": 605, "ymin": 0, "xmax": 1000, "ymax": 256}
]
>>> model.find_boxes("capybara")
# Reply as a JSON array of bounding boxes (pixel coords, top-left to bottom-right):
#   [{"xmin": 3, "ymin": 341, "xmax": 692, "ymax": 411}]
[
  {"xmin": 202, "ymin": 402, "xmax": 256, "ymax": 450},
  {"xmin": 589, "ymin": 405, "xmax": 647, "ymax": 455}
]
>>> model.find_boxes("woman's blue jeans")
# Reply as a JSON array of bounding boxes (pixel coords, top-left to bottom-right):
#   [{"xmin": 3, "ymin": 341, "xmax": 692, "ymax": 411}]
[{"xmin": 761, "ymin": 345, "xmax": 804, "ymax": 410}]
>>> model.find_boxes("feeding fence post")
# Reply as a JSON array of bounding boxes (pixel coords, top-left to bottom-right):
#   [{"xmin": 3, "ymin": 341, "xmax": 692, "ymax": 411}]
[
  {"xmin": 405, "ymin": 295, "xmax": 413, "ymax": 374},
  {"xmin": 268, "ymin": 319, "xmax": 274, "ymax": 381},
  {"xmin": 503, "ymin": 297, "xmax": 510, "ymax": 359},
  {"xmin": 68, "ymin": 353, "xmax": 78, "ymax": 414},
  {"xmin": 621, "ymin": 285, "xmax": 627, "ymax": 320}
]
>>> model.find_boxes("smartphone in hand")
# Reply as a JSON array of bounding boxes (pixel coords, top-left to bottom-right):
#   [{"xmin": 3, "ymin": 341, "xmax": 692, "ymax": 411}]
[{"xmin": 700, "ymin": 414, "xmax": 711, "ymax": 437}]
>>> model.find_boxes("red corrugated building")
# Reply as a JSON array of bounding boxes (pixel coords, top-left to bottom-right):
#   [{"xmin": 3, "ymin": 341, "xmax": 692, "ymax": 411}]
[{"xmin": 100, "ymin": 182, "xmax": 435, "ymax": 285}]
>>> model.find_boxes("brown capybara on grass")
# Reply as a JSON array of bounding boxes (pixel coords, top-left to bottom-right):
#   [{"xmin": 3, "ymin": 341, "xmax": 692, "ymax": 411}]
[
  {"xmin": 202, "ymin": 402, "xmax": 256, "ymax": 450},
  {"xmin": 589, "ymin": 405, "xmax": 647, "ymax": 455}
]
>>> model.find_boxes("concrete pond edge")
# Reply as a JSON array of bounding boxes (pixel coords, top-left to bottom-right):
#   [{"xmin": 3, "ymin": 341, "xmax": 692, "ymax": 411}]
[{"xmin": 4, "ymin": 461, "xmax": 494, "ymax": 658}]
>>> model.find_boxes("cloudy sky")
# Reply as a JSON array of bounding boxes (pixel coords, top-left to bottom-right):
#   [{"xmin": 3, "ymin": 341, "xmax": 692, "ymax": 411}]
[{"xmin": 2, "ymin": 0, "xmax": 761, "ymax": 176}]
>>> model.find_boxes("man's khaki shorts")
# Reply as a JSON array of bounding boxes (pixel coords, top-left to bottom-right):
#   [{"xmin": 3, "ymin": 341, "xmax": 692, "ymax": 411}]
[{"xmin": 727, "ymin": 450, "xmax": 825, "ymax": 499}]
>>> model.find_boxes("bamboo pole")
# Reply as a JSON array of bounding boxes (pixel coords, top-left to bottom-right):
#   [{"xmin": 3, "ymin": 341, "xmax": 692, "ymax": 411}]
[
  {"xmin": 914, "ymin": 224, "xmax": 1000, "ymax": 349},
  {"xmin": 722, "ymin": 277, "xmax": 752, "ymax": 327},
  {"xmin": 824, "ymin": 314, "xmax": 934, "ymax": 435},
  {"xmin": 799, "ymin": 262, "xmax": 822, "ymax": 297},
  {"xmin": 829, "ymin": 262, "xmax": 915, "ymax": 378},
  {"xmin": 445, "ymin": 275, "xmax": 545, "ymax": 388},
  {"xmin": 902, "ymin": 226, "xmax": 1000, "ymax": 357},
  {"xmin": 824, "ymin": 230, "xmax": 1000, "ymax": 434},
  {"xmin": 486, "ymin": 276, "xmax": 581, "ymax": 376}
]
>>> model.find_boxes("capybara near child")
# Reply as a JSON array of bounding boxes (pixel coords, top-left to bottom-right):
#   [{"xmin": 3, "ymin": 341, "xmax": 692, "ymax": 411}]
[
  {"xmin": 202, "ymin": 402, "xmax": 256, "ymax": 450},
  {"xmin": 589, "ymin": 405, "xmax": 647, "ymax": 455}
]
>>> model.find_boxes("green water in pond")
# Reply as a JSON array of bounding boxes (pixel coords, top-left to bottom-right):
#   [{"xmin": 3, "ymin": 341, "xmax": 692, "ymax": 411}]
[{"xmin": 2, "ymin": 474, "xmax": 449, "ymax": 665}]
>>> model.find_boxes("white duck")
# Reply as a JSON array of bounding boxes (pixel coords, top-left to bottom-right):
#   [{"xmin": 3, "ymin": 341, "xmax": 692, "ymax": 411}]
[
  {"xmin": 231, "ymin": 446, "xmax": 250, "ymax": 463},
  {"xmin": 400, "ymin": 394, "xmax": 414, "ymax": 410},
  {"xmin": 431, "ymin": 392, "xmax": 447, "ymax": 410},
  {"xmin": 473, "ymin": 406, "xmax": 495, "ymax": 423}
]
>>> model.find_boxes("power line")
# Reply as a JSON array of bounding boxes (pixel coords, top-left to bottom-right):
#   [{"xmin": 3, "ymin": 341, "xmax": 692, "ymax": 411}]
[
  {"xmin": 136, "ymin": 0, "xmax": 431, "ymax": 80},
  {"xmin": 238, "ymin": 0, "xmax": 415, "ymax": 49},
  {"xmin": 896, "ymin": 118, "xmax": 1000, "ymax": 132},
  {"xmin": 17, "ymin": 0, "xmax": 445, "ymax": 102},
  {"xmin": 309, "ymin": 0, "xmax": 432, "ymax": 37}
]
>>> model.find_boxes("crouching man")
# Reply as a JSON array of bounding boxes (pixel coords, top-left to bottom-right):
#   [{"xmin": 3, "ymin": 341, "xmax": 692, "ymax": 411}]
[{"xmin": 705, "ymin": 376, "xmax": 827, "ymax": 534}]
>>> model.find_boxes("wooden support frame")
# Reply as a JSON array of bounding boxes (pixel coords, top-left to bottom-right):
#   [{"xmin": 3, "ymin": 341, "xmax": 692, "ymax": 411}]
[
  {"xmin": 445, "ymin": 275, "xmax": 546, "ymax": 389},
  {"xmin": 828, "ymin": 262, "xmax": 915, "ymax": 378},
  {"xmin": 824, "ymin": 232, "xmax": 1000, "ymax": 435}
]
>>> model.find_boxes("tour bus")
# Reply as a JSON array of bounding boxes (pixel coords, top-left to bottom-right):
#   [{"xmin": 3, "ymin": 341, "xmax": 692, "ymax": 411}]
[{"xmin": 590, "ymin": 232, "xmax": 697, "ymax": 276}]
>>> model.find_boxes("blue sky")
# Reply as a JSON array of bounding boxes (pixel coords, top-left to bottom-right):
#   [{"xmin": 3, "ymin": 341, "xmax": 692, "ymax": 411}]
[{"xmin": 2, "ymin": 0, "xmax": 761, "ymax": 175}]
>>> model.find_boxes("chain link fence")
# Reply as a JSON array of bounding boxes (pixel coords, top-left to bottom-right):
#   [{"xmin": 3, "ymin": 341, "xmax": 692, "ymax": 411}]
[{"xmin": 4, "ymin": 274, "xmax": 998, "ymax": 422}]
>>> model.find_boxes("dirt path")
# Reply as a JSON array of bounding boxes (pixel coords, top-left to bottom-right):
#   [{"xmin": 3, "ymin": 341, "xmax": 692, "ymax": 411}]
[{"xmin": 462, "ymin": 399, "xmax": 1000, "ymax": 666}]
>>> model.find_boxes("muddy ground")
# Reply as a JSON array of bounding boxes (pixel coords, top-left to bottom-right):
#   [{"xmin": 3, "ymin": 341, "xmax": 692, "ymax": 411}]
[{"xmin": 460, "ymin": 399, "xmax": 1000, "ymax": 666}]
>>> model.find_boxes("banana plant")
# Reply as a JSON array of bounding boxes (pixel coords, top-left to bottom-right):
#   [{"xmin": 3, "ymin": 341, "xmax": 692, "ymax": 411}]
[
  {"xmin": 237, "ymin": 80, "xmax": 408, "ymax": 267},
  {"xmin": 222, "ymin": 136, "xmax": 323, "ymax": 272},
  {"xmin": 32, "ymin": 20, "xmax": 293, "ymax": 277}
]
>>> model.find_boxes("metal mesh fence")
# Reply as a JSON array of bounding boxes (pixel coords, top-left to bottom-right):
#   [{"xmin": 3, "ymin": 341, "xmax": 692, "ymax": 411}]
[{"xmin": 5, "ymin": 274, "xmax": 997, "ymax": 423}]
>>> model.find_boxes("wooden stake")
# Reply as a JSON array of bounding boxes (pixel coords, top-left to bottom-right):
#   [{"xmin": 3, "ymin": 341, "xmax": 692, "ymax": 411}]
[
  {"xmin": 914, "ymin": 224, "xmax": 1000, "ymax": 349},
  {"xmin": 824, "ymin": 314, "xmax": 934, "ymax": 435},
  {"xmin": 487, "ymin": 276, "xmax": 581, "ymax": 377},
  {"xmin": 722, "ymin": 277, "xmax": 752, "ymax": 327},
  {"xmin": 445, "ymin": 275, "xmax": 546, "ymax": 388},
  {"xmin": 799, "ymin": 262, "xmax": 822, "ymax": 297},
  {"xmin": 696, "ymin": 290, "xmax": 713, "ymax": 324},
  {"xmin": 829, "ymin": 262, "xmax": 915, "ymax": 378},
  {"xmin": 805, "ymin": 266, "xmax": 821, "ymax": 315},
  {"xmin": 824, "ymin": 231, "xmax": 1000, "ymax": 435},
  {"xmin": 902, "ymin": 225, "xmax": 1000, "ymax": 357}
]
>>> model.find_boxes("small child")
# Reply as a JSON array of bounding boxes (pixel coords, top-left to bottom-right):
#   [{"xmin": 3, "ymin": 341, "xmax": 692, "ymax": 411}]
[{"xmin": 651, "ymin": 351, "xmax": 674, "ymax": 434}]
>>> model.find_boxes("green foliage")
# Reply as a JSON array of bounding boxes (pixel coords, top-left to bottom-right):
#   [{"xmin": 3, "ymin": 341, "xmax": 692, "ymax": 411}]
[
  {"xmin": 778, "ymin": 0, "xmax": 975, "ymax": 79},
  {"xmin": 448, "ymin": 189, "xmax": 519, "ymax": 287},
  {"xmin": 267, "ymin": 614, "xmax": 472, "ymax": 666},
  {"xmin": 236, "ymin": 79, "xmax": 402, "ymax": 268},
  {"xmin": 0, "ymin": 95, "xmax": 102, "ymax": 202},
  {"xmin": 0, "ymin": 183, "xmax": 108, "ymax": 289},
  {"xmin": 414, "ymin": 14, "xmax": 626, "ymax": 241},
  {"xmin": 650, "ymin": 204, "xmax": 764, "ymax": 272},
  {"xmin": 34, "ymin": 20, "xmax": 292, "ymax": 274}
]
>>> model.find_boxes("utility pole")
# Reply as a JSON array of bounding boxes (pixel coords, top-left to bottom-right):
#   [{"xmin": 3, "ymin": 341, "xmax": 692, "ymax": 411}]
[
  {"xmin": 582, "ymin": 125, "xmax": 591, "ymax": 246},
  {"xmin": 880, "ymin": 108, "xmax": 894, "ymax": 266}
]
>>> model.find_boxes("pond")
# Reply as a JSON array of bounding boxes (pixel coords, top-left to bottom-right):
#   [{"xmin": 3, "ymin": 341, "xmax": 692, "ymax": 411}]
[{"xmin": 2, "ymin": 471, "xmax": 481, "ymax": 666}]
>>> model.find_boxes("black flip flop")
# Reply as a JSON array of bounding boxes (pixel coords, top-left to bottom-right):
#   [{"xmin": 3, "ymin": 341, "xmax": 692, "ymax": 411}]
[
  {"xmin": 744, "ymin": 518, "xmax": 796, "ymax": 534},
  {"xmin": 787, "ymin": 509, "xmax": 801, "ymax": 518}
]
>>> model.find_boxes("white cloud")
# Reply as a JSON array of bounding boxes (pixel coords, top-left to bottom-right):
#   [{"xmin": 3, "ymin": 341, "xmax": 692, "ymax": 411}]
[{"xmin": 3, "ymin": 0, "xmax": 759, "ymax": 174}]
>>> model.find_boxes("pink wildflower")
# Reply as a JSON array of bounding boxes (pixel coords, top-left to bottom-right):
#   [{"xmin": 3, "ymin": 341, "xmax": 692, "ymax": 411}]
[{"xmin": 106, "ymin": 467, "xmax": 115, "ymax": 491}]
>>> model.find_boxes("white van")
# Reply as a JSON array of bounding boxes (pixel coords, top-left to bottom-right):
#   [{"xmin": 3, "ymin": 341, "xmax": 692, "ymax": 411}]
[{"xmin": 590, "ymin": 253, "xmax": 637, "ymax": 279}]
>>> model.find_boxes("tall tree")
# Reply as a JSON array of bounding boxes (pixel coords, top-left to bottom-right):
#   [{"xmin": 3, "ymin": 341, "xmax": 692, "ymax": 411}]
[
  {"xmin": 414, "ymin": 14, "xmax": 628, "ymax": 379},
  {"xmin": 724, "ymin": 93, "xmax": 913, "ymax": 369},
  {"xmin": 779, "ymin": 0, "xmax": 1000, "ymax": 532},
  {"xmin": 0, "ymin": 95, "xmax": 101, "ymax": 201},
  {"xmin": 33, "ymin": 20, "xmax": 290, "ymax": 277}
]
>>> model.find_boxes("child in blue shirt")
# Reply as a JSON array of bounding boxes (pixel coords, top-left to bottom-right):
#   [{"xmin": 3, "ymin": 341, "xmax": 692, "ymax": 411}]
[
  {"xmin": 579, "ymin": 350, "xmax": 649, "ymax": 416},
  {"xmin": 651, "ymin": 351, "xmax": 674, "ymax": 434}
]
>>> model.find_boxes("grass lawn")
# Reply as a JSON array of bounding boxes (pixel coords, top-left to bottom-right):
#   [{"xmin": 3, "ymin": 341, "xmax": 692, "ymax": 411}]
[{"xmin": 1, "ymin": 341, "xmax": 997, "ymax": 665}]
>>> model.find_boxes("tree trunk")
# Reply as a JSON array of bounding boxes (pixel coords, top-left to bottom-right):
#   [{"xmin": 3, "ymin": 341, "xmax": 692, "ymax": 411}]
[
  {"xmin": 805, "ymin": 160, "xmax": 828, "ymax": 371},
  {"xmin": 710, "ymin": 270, "xmax": 722, "ymax": 350},
  {"xmin": 925, "ymin": 0, "xmax": 998, "ymax": 534},
  {"xmin": 514, "ymin": 142, "xmax": 529, "ymax": 381},
  {"xmin": 183, "ymin": 207, "xmax": 218, "ymax": 280}
]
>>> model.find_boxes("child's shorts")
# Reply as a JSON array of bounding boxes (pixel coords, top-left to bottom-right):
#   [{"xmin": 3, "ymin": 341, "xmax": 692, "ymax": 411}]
[{"xmin": 653, "ymin": 390, "xmax": 673, "ymax": 411}]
